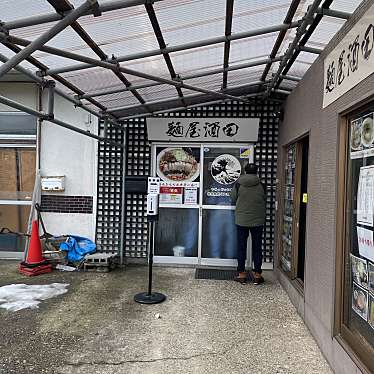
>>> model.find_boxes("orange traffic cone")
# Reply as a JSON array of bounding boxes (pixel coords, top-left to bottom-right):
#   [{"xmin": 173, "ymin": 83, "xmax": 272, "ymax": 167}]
[
  {"xmin": 25, "ymin": 220, "xmax": 44, "ymax": 264},
  {"xmin": 19, "ymin": 220, "xmax": 52, "ymax": 276}
]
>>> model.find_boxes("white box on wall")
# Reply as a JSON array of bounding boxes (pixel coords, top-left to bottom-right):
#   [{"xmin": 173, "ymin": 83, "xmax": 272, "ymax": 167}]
[{"xmin": 41, "ymin": 176, "xmax": 65, "ymax": 191}]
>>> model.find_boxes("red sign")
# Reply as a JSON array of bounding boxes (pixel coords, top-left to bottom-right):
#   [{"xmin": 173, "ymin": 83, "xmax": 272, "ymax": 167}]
[{"xmin": 160, "ymin": 187, "xmax": 182, "ymax": 194}]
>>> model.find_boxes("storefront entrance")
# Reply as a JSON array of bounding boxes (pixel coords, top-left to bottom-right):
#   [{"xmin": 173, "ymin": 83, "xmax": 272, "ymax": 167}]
[{"xmin": 152, "ymin": 143, "xmax": 254, "ymax": 267}]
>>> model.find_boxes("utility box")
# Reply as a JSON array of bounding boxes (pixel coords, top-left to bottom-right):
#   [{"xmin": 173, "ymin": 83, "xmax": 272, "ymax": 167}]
[{"xmin": 41, "ymin": 176, "xmax": 65, "ymax": 191}]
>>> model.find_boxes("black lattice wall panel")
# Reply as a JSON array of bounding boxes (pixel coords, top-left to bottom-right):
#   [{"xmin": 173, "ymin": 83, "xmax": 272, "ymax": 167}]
[
  {"xmin": 96, "ymin": 122, "xmax": 124, "ymax": 253},
  {"xmin": 122, "ymin": 99, "xmax": 280, "ymax": 263},
  {"xmin": 124, "ymin": 120, "xmax": 151, "ymax": 257}
]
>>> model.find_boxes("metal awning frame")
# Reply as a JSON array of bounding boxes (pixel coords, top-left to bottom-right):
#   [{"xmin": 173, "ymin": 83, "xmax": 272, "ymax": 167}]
[{"xmin": 0, "ymin": 0, "xmax": 353, "ymax": 126}]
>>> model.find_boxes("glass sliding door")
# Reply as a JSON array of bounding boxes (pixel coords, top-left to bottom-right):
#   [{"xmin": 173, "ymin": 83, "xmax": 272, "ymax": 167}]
[
  {"xmin": 153, "ymin": 145, "xmax": 200, "ymax": 264},
  {"xmin": 200, "ymin": 145, "xmax": 253, "ymax": 266},
  {"xmin": 152, "ymin": 143, "xmax": 254, "ymax": 267}
]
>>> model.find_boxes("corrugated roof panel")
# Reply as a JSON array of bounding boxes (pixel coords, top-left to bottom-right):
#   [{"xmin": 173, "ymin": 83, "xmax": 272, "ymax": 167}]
[
  {"xmin": 229, "ymin": 33, "xmax": 279, "ymax": 64},
  {"xmin": 1, "ymin": 0, "xmax": 55, "ymax": 22},
  {"xmin": 136, "ymin": 84, "xmax": 180, "ymax": 103},
  {"xmin": 155, "ymin": 0, "xmax": 226, "ymax": 46},
  {"xmin": 227, "ymin": 66, "xmax": 263, "ymax": 87},
  {"xmin": 306, "ymin": 17, "xmax": 346, "ymax": 49},
  {"xmin": 232, "ymin": 0, "xmax": 291, "ymax": 33},
  {"xmin": 93, "ymin": 90, "xmax": 141, "ymax": 109},
  {"xmin": 171, "ymin": 45, "xmax": 224, "ymax": 76},
  {"xmin": 182, "ymin": 72, "xmax": 224, "ymax": 93},
  {"xmin": 120, "ymin": 55, "xmax": 171, "ymax": 81},
  {"xmin": 330, "ymin": 0, "xmax": 363, "ymax": 13},
  {"xmin": 61, "ymin": 67, "xmax": 126, "ymax": 92}
]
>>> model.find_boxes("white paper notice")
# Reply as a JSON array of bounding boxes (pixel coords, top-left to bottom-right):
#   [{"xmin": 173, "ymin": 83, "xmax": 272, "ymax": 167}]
[
  {"xmin": 184, "ymin": 187, "xmax": 198, "ymax": 205},
  {"xmin": 357, "ymin": 166, "xmax": 374, "ymax": 227},
  {"xmin": 357, "ymin": 226, "xmax": 374, "ymax": 263}
]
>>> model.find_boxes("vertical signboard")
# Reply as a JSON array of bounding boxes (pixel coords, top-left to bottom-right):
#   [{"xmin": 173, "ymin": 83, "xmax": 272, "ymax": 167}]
[{"xmin": 323, "ymin": 3, "xmax": 374, "ymax": 108}]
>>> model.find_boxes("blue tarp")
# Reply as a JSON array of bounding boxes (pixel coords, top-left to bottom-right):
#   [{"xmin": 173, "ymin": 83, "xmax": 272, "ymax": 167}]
[{"xmin": 59, "ymin": 235, "xmax": 96, "ymax": 262}]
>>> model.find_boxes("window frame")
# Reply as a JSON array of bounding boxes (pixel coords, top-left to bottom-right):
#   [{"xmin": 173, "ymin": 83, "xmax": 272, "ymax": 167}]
[
  {"xmin": 335, "ymin": 104, "xmax": 374, "ymax": 374},
  {"xmin": 278, "ymin": 135, "xmax": 308, "ymax": 291}
]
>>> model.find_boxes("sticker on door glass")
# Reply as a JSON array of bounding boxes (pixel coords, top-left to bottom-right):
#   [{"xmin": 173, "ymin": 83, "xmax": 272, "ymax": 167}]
[
  {"xmin": 211, "ymin": 154, "xmax": 241, "ymax": 185},
  {"xmin": 157, "ymin": 148, "xmax": 200, "ymax": 182}
]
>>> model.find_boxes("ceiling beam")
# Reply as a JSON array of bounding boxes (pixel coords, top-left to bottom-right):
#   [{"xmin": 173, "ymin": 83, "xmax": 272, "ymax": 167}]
[
  {"xmin": 299, "ymin": 45, "xmax": 323, "ymax": 54},
  {"xmin": 78, "ymin": 57, "xmax": 280, "ymax": 100},
  {"xmin": 260, "ymin": 0, "xmax": 301, "ymax": 82},
  {"xmin": 0, "ymin": 33, "xmax": 249, "ymax": 103},
  {"xmin": 0, "ymin": 0, "xmax": 97, "ymax": 79},
  {"xmin": 145, "ymin": 2, "xmax": 185, "ymax": 104},
  {"xmin": 266, "ymin": 0, "xmax": 324, "ymax": 96},
  {"xmin": 46, "ymin": 0, "xmax": 148, "ymax": 110},
  {"xmin": 276, "ymin": 0, "xmax": 334, "ymax": 88},
  {"xmin": 316, "ymin": 7, "xmax": 352, "ymax": 20},
  {"xmin": 41, "ymin": 21, "xmax": 300, "ymax": 76},
  {"xmin": 222, "ymin": 0, "xmax": 235, "ymax": 90}
]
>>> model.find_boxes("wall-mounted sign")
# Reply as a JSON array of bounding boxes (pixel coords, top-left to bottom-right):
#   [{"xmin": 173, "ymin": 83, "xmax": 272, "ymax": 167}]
[
  {"xmin": 147, "ymin": 117, "xmax": 259, "ymax": 142},
  {"xmin": 357, "ymin": 226, "xmax": 374, "ymax": 263},
  {"xmin": 184, "ymin": 187, "xmax": 198, "ymax": 205},
  {"xmin": 159, "ymin": 186, "xmax": 183, "ymax": 204},
  {"xmin": 357, "ymin": 165, "xmax": 374, "ymax": 227},
  {"xmin": 323, "ymin": 3, "xmax": 374, "ymax": 108}
]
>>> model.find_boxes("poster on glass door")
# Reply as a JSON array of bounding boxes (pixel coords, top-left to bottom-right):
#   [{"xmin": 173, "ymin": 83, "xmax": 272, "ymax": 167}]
[
  {"xmin": 202, "ymin": 146, "xmax": 254, "ymax": 205},
  {"xmin": 156, "ymin": 146, "xmax": 200, "ymax": 205}
]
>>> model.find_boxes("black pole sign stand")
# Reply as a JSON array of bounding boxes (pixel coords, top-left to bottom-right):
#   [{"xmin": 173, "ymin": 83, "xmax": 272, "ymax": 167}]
[{"xmin": 134, "ymin": 199, "xmax": 166, "ymax": 304}]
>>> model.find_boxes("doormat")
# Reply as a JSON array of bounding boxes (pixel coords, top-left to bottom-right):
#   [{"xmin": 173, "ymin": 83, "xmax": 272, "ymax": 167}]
[{"xmin": 195, "ymin": 268, "xmax": 238, "ymax": 280}]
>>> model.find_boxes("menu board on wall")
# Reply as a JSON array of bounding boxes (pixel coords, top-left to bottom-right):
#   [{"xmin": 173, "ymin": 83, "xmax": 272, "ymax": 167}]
[
  {"xmin": 184, "ymin": 187, "xmax": 198, "ymax": 205},
  {"xmin": 159, "ymin": 186, "xmax": 183, "ymax": 204},
  {"xmin": 350, "ymin": 114, "xmax": 374, "ymax": 159},
  {"xmin": 357, "ymin": 226, "xmax": 374, "ymax": 263},
  {"xmin": 357, "ymin": 165, "xmax": 374, "ymax": 227}
]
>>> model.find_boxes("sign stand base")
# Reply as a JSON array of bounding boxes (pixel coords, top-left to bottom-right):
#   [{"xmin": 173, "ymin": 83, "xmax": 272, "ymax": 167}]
[
  {"xmin": 134, "ymin": 218, "xmax": 166, "ymax": 305},
  {"xmin": 134, "ymin": 292, "xmax": 166, "ymax": 304}
]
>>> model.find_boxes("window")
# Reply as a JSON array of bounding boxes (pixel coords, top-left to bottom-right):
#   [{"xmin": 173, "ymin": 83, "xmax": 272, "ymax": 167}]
[
  {"xmin": 336, "ymin": 105, "xmax": 374, "ymax": 372},
  {"xmin": 279, "ymin": 136, "xmax": 309, "ymax": 287},
  {"xmin": 0, "ymin": 113, "xmax": 36, "ymax": 254}
]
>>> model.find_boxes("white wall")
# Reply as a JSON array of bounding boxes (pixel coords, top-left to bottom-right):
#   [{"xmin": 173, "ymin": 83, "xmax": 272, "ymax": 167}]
[
  {"xmin": 0, "ymin": 82, "xmax": 38, "ymax": 111},
  {"xmin": 40, "ymin": 91, "xmax": 98, "ymax": 241},
  {"xmin": 0, "ymin": 79, "xmax": 99, "ymax": 243}
]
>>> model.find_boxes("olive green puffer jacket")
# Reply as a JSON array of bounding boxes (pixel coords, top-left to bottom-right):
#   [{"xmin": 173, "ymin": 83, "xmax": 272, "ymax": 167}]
[{"xmin": 230, "ymin": 174, "xmax": 266, "ymax": 227}]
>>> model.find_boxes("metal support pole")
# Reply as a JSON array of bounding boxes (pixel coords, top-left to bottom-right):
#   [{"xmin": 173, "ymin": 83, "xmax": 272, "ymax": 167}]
[
  {"xmin": 45, "ymin": 81, "xmax": 55, "ymax": 118},
  {"xmin": 265, "ymin": 0, "xmax": 324, "ymax": 96},
  {"xmin": 134, "ymin": 220, "xmax": 166, "ymax": 304},
  {"xmin": 0, "ymin": 0, "xmax": 97, "ymax": 79},
  {"xmin": 119, "ymin": 127, "xmax": 127, "ymax": 266},
  {"xmin": 299, "ymin": 45, "xmax": 323, "ymax": 54},
  {"xmin": 0, "ymin": 94, "xmax": 123, "ymax": 147},
  {"xmin": 280, "ymin": 74, "xmax": 301, "ymax": 82},
  {"xmin": 316, "ymin": 7, "xmax": 351, "ymax": 19},
  {"xmin": 41, "ymin": 22, "xmax": 300, "ymax": 76}
]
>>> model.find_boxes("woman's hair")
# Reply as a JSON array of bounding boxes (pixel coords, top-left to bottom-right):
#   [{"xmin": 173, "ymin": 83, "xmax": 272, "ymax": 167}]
[{"xmin": 244, "ymin": 163, "xmax": 258, "ymax": 175}]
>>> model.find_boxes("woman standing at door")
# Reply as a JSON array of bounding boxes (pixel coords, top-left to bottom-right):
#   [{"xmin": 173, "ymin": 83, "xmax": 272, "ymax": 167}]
[{"xmin": 230, "ymin": 163, "xmax": 266, "ymax": 284}]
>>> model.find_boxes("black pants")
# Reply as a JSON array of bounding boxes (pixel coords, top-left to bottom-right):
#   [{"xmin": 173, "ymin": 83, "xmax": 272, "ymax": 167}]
[{"xmin": 236, "ymin": 225, "xmax": 263, "ymax": 273}]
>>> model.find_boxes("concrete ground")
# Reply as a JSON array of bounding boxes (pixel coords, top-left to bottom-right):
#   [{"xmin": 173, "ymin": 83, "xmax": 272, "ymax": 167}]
[{"xmin": 0, "ymin": 261, "xmax": 332, "ymax": 374}]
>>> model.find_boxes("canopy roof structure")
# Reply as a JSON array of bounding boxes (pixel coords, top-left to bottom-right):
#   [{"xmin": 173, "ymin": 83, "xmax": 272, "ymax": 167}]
[{"xmin": 0, "ymin": 0, "xmax": 362, "ymax": 123}]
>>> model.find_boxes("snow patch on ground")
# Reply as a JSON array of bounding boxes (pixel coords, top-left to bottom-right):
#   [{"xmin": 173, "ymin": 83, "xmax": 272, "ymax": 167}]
[{"xmin": 0, "ymin": 283, "xmax": 69, "ymax": 311}]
